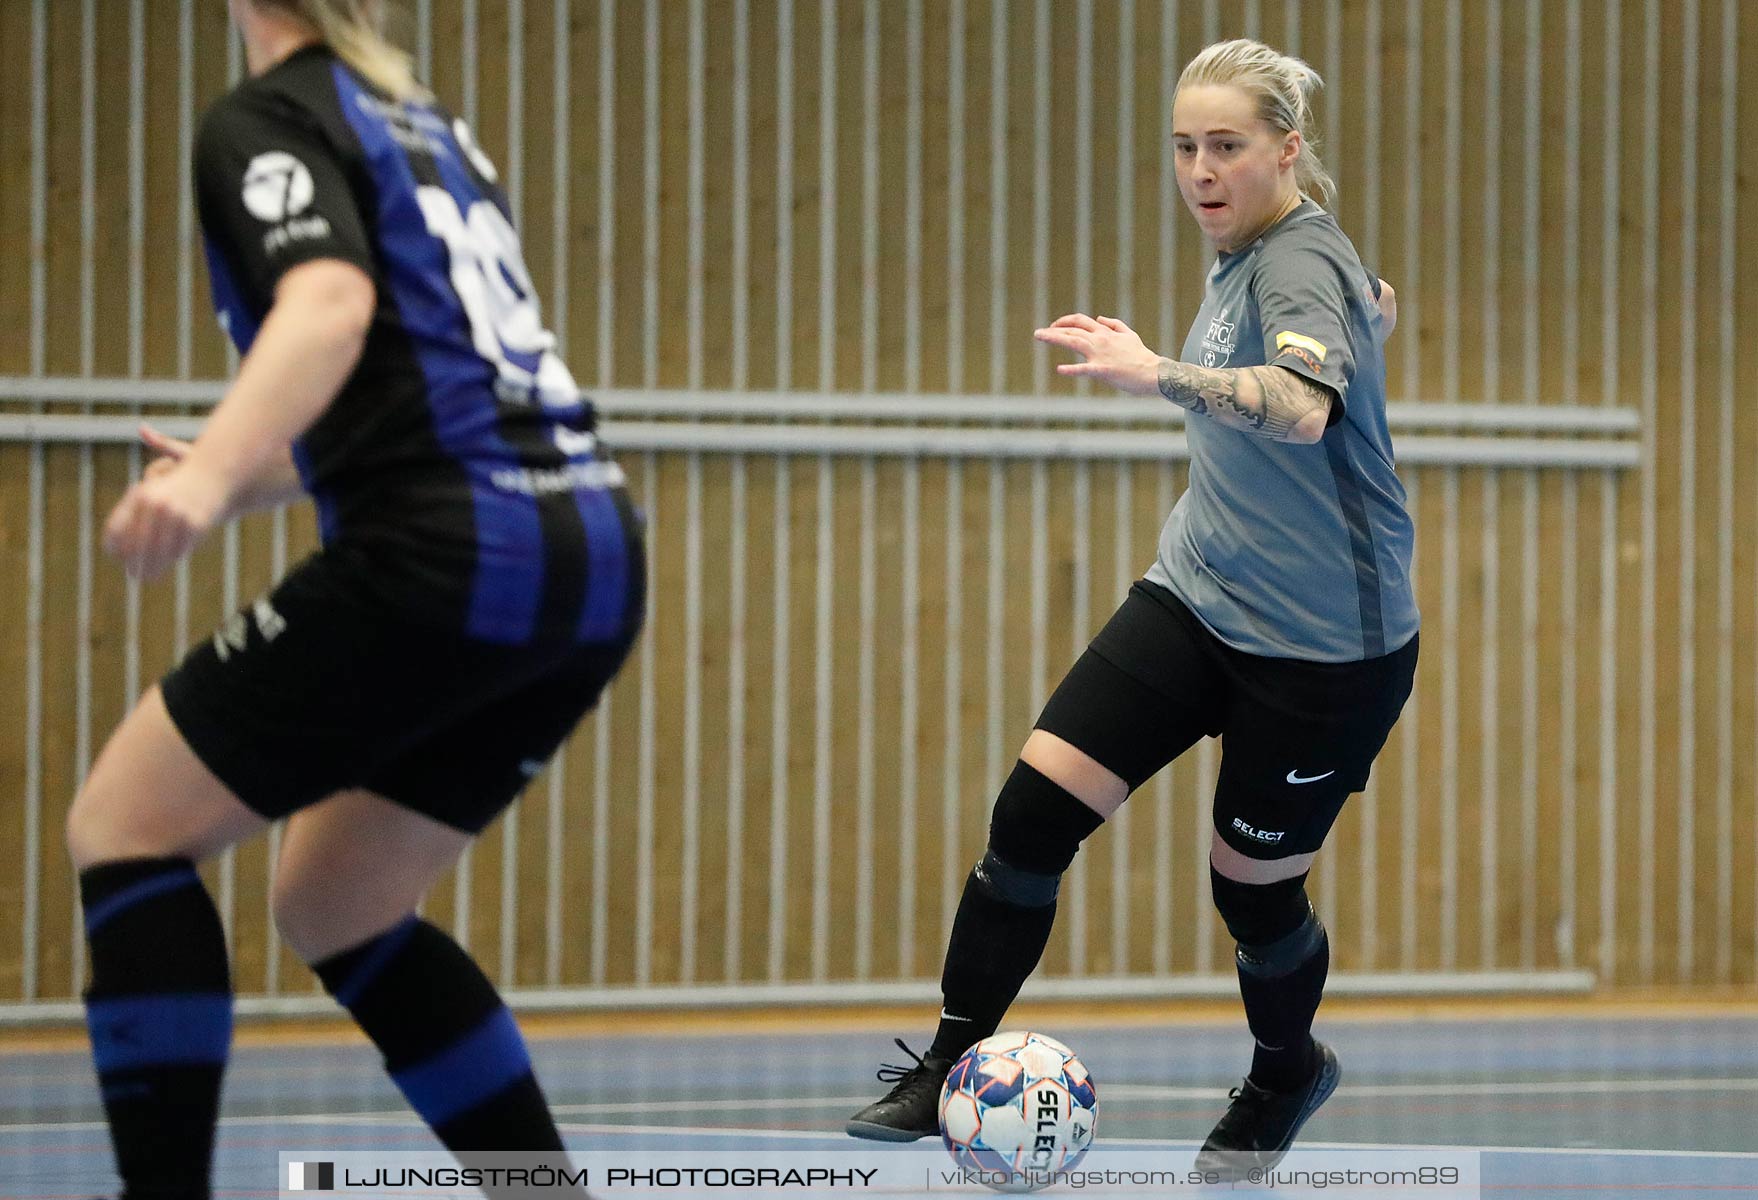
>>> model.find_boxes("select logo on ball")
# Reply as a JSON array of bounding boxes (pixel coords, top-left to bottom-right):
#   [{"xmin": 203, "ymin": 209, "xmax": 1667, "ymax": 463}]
[{"xmin": 241, "ymin": 151, "xmax": 315, "ymax": 223}]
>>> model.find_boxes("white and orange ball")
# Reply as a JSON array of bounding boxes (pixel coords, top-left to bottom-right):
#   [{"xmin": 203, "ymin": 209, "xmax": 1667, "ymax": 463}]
[{"xmin": 938, "ymin": 1031, "xmax": 1098, "ymax": 1193}]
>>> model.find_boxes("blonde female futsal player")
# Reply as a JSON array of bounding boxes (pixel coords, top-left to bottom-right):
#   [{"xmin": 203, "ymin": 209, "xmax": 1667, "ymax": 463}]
[
  {"xmin": 66, "ymin": 2, "xmax": 639, "ymax": 1195},
  {"xmin": 848, "ymin": 39, "xmax": 1414, "ymax": 1178}
]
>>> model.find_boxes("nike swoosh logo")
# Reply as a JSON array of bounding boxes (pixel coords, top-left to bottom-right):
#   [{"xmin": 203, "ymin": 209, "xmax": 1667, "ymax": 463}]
[
  {"xmin": 1286, "ymin": 769, "xmax": 1336, "ymax": 785},
  {"xmin": 940, "ymin": 1010, "xmax": 973, "ymax": 1022}
]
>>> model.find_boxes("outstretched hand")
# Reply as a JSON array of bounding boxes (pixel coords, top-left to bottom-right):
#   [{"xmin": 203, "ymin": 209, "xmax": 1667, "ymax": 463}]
[
  {"xmin": 1032, "ymin": 313, "xmax": 1163, "ymax": 396},
  {"xmin": 102, "ymin": 423, "xmax": 230, "ymax": 581},
  {"xmin": 138, "ymin": 422, "xmax": 194, "ymax": 482}
]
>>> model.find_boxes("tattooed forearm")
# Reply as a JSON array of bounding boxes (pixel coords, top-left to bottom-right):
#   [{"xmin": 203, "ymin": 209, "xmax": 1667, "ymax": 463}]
[{"xmin": 1155, "ymin": 358, "xmax": 1333, "ymax": 443}]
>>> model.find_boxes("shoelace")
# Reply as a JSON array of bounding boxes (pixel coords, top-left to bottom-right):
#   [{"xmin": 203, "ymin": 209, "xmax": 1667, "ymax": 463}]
[
  {"xmin": 876, "ymin": 1037, "xmax": 932, "ymax": 1084},
  {"xmin": 1224, "ymin": 1080, "xmax": 1276, "ymax": 1110}
]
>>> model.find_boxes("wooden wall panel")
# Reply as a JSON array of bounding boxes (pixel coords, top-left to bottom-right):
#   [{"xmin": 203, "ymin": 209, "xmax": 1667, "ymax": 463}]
[{"xmin": 2, "ymin": 1, "xmax": 1755, "ymax": 999}]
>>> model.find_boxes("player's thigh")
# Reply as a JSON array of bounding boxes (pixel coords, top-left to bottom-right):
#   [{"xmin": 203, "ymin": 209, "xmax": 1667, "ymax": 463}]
[
  {"xmin": 361, "ymin": 631, "xmax": 639, "ymax": 836},
  {"xmin": 1212, "ymin": 632, "xmax": 1419, "ymax": 864},
  {"xmin": 68, "ymin": 553, "xmax": 406, "ymax": 867},
  {"xmin": 1030, "ymin": 581, "xmax": 1228, "ymax": 816},
  {"xmin": 153, "ymin": 553, "xmax": 481, "ymax": 826},
  {"xmin": 66, "ymin": 685, "xmax": 268, "ymax": 868},
  {"xmin": 271, "ymin": 788, "xmax": 471, "ymax": 962},
  {"xmin": 1210, "ymin": 830, "xmax": 1315, "ymax": 884},
  {"xmin": 156, "ymin": 550, "xmax": 611, "ymax": 829},
  {"xmin": 270, "ymin": 621, "xmax": 637, "ymax": 962}
]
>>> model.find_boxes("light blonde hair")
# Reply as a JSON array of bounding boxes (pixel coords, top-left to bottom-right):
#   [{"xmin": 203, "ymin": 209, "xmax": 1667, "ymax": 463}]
[
  {"xmin": 1176, "ymin": 38, "xmax": 1336, "ymax": 209},
  {"xmin": 262, "ymin": 0, "xmax": 429, "ymax": 102}
]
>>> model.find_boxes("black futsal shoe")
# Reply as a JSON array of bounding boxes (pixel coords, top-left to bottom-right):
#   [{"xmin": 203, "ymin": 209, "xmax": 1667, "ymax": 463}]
[
  {"xmin": 1193, "ymin": 1040, "xmax": 1341, "ymax": 1180},
  {"xmin": 845, "ymin": 1038, "xmax": 954, "ymax": 1142}
]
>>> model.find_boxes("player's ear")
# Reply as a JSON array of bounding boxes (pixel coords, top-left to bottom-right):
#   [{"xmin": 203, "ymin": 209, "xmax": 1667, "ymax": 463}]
[{"xmin": 1281, "ymin": 130, "xmax": 1302, "ymax": 173}]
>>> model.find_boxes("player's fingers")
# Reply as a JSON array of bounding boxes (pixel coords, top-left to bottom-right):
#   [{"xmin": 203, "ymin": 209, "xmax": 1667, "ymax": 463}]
[
  {"xmin": 1034, "ymin": 329, "xmax": 1091, "ymax": 356},
  {"xmin": 138, "ymin": 426, "xmax": 192, "ymax": 463},
  {"xmin": 122, "ymin": 504, "xmax": 161, "ymax": 579},
  {"xmin": 134, "ymin": 507, "xmax": 188, "ymax": 582},
  {"xmin": 1094, "ymin": 315, "xmax": 1133, "ymax": 334},
  {"xmin": 154, "ymin": 525, "xmax": 200, "ymax": 582},
  {"xmin": 102, "ymin": 491, "xmax": 142, "ymax": 561},
  {"xmin": 1049, "ymin": 313, "xmax": 1104, "ymax": 332},
  {"xmin": 1056, "ymin": 362, "xmax": 1102, "ymax": 377}
]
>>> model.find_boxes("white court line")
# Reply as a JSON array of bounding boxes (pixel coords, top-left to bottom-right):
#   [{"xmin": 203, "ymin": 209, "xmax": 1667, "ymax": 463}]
[
  {"xmin": 1302, "ymin": 1140, "xmax": 1758, "ymax": 1163},
  {"xmin": 8, "ymin": 1115, "xmax": 1758, "ymax": 1164},
  {"xmin": 1091, "ymin": 1137, "xmax": 1758, "ymax": 1163},
  {"xmin": 6, "ymin": 1115, "xmax": 1758, "ymax": 1173},
  {"xmin": 14, "ymin": 1067, "xmax": 1758, "ymax": 1102},
  {"xmin": 11, "ymin": 1076, "xmax": 1758, "ymax": 1133},
  {"xmin": 1105, "ymin": 1077, "xmax": 1758, "ymax": 1101}
]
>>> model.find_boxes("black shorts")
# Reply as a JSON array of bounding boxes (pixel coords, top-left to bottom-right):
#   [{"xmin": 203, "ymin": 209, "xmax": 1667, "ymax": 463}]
[
  {"xmin": 160, "ymin": 540, "xmax": 643, "ymax": 835},
  {"xmin": 1036, "ymin": 580, "xmax": 1417, "ymax": 859}
]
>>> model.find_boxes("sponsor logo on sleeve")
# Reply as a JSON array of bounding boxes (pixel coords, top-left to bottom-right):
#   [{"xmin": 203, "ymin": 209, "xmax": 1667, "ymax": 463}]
[
  {"xmin": 243, "ymin": 151, "xmax": 332, "ymax": 255},
  {"xmin": 1274, "ymin": 329, "xmax": 1328, "ymax": 363},
  {"xmin": 241, "ymin": 151, "xmax": 314, "ymax": 222}
]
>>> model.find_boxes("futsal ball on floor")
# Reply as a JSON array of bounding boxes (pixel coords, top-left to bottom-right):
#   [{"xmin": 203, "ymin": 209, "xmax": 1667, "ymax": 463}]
[{"xmin": 938, "ymin": 1031, "xmax": 1097, "ymax": 1191}]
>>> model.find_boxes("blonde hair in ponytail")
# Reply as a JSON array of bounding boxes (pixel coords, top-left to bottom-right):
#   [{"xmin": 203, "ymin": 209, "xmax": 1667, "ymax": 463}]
[
  {"xmin": 267, "ymin": 0, "xmax": 429, "ymax": 102},
  {"xmin": 1176, "ymin": 38, "xmax": 1336, "ymax": 209}
]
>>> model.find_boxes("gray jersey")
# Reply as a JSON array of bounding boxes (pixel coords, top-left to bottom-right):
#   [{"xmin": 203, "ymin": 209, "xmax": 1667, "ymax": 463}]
[{"xmin": 1144, "ymin": 200, "xmax": 1419, "ymax": 662}]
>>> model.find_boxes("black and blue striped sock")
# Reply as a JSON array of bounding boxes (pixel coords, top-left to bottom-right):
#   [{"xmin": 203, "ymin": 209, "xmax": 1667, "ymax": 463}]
[
  {"xmin": 314, "ymin": 916, "xmax": 564, "ymax": 1152},
  {"xmin": 80, "ymin": 857, "xmax": 232, "ymax": 1200}
]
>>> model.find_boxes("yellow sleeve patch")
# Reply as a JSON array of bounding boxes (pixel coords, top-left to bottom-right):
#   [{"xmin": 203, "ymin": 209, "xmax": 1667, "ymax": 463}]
[{"xmin": 1275, "ymin": 330, "xmax": 1328, "ymax": 363}]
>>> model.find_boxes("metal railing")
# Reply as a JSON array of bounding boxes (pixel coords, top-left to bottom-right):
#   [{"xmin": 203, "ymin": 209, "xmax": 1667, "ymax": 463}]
[{"xmin": 0, "ymin": 380, "xmax": 1634, "ymax": 1021}]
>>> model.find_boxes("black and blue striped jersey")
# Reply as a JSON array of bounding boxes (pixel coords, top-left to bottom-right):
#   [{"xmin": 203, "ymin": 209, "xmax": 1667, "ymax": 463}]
[{"xmin": 193, "ymin": 44, "xmax": 634, "ymax": 647}]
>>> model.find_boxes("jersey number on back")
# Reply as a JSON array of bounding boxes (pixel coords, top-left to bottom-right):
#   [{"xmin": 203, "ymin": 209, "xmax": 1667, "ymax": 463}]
[{"xmin": 415, "ymin": 186, "xmax": 559, "ymax": 395}]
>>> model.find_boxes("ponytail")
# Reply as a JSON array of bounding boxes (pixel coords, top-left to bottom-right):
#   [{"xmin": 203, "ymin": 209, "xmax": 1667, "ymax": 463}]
[{"xmin": 260, "ymin": 0, "xmax": 429, "ymax": 103}]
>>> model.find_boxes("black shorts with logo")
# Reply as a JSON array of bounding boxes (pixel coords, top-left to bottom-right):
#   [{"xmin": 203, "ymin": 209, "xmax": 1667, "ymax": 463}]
[
  {"xmin": 160, "ymin": 539, "xmax": 644, "ymax": 835},
  {"xmin": 1036, "ymin": 580, "xmax": 1417, "ymax": 859}
]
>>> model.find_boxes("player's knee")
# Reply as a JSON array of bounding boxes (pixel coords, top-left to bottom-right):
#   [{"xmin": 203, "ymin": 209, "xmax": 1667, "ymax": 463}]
[
  {"xmin": 269, "ymin": 871, "xmax": 320, "ymax": 957},
  {"xmin": 273, "ymin": 865, "xmax": 426, "ymax": 964},
  {"xmin": 270, "ymin": 869, "xmax": 359, "ymax": 962},
  {"xmin": 65, "ymin": 776, "xmax": 143, "ymax": 869},
  {"xmin": 970, "ymin": 848, "xmax": 1062, "ymax": 908},
  {"xmin": 976, "ymin": 760, "xmax": 1108, "ymax": 906},
  {"xmin": 1209, "ymin": 868, "xmax": 1326, "ymax": 977},
  {"xmin": 1017, "ymin": 730, "xmax": 1128, "ymax": 817},
  {"xmin": 64, "ymin": 791, "xmax": 106, "ymax": 870}
]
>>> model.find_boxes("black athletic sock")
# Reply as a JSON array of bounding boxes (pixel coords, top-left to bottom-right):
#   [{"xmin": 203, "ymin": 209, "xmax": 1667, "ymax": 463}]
[
  {"xmin": 314, "ymin": 916, "xmax": 564, "ymax": 1153},
  {"xmin": 80, "ymin": 857, "xmax": 233, "ymax": 1200},
  {"xmin": 1239, "ymin": 923, "xmax": 1329, "ymax": 1092},
  {"xmin": 928, "ymin": 869, "xmax": 1058, "ymax": 1062}
]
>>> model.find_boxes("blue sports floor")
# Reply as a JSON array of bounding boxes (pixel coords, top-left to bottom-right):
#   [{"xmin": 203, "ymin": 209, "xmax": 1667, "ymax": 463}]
[{"xmin": 3, "ymin": 1003, "xmax": 1755, "ymax": 1198}]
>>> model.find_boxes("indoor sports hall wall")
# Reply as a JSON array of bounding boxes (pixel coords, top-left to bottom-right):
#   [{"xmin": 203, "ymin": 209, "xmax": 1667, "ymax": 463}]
[{"xmin": 0, "ymin": 0, "xmax": 1753, "ymax": 1015}]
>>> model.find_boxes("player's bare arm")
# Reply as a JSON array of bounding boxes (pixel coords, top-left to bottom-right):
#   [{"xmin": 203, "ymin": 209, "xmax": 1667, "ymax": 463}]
[
  {"xmin": 1032, "ymin": 312, "xmax": 1332, "ymax": 445},
  {"xmin": 1154, "ymin": 357, "xmax": 1332, "ymax": 444},
  {"xmin": 104, "ymin": 260, "xmax": 372, "ymax": 580},
  {"xmin": 138, "ymin": 424, "xmax": 305, "ymax": 517}
]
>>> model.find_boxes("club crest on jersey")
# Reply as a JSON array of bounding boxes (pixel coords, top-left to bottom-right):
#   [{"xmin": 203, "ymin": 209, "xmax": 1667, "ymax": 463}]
[
  {"xmin": 1201, "ymin": 313, "xmax": 1236, "ymax": 368},
  {"xmin": 241, "ymin": 151, "xmax": 314, "ymax": 223}
]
